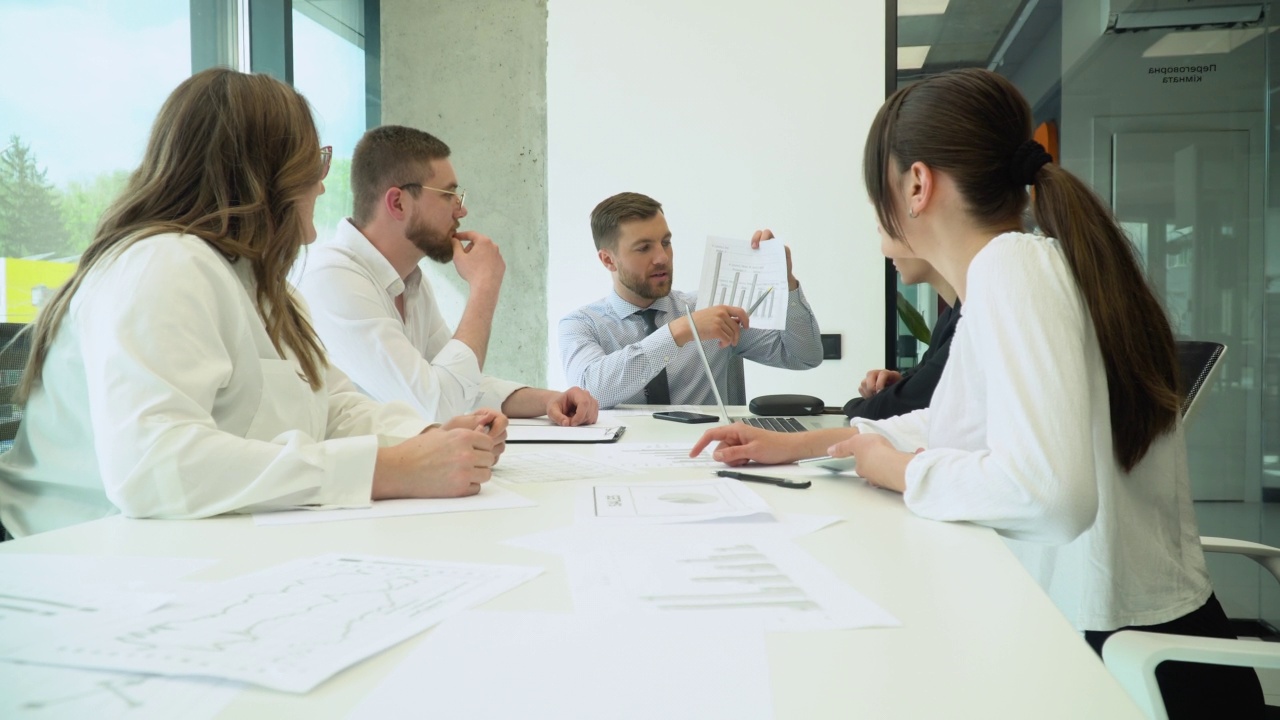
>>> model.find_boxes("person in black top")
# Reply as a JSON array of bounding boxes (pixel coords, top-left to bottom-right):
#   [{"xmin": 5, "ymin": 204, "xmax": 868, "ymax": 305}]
[{"xmin": 844, "ymin": 256, "xmax": 958, "ymax": 421}]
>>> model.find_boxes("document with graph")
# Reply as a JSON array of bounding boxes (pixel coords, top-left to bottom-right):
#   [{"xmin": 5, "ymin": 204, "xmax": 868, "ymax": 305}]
[
  {"xmin": 566, "ymin": 540, "xmax": 900, "ymax": 632},
  {"xmin": 696, "ymin": 235, "xmax": 788, "ymax": 330},
  {"xmin": 4, "ymin": 555, "xmax": 542, "ymax": 693}
]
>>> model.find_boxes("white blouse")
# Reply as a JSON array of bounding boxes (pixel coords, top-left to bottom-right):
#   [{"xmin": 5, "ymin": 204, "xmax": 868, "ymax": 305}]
[
  {"xmin": 853, "ymin": 232, "xmax": 1211, "ymax": 632},
  {"xmin": 0, "ymin": 233, "xmax": 427, "ymax": 537}
]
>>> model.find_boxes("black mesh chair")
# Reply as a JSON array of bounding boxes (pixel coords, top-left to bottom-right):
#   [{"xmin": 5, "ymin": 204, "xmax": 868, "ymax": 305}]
[{"xmin": 0, "ymin": 322, "xmax": 29, "ymax": 541}]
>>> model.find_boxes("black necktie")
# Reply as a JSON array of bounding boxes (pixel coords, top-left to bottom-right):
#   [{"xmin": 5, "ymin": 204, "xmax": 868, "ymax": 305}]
[{"xmin": 638, "ymin": 308, "xmax": 671, "ymax": 405}]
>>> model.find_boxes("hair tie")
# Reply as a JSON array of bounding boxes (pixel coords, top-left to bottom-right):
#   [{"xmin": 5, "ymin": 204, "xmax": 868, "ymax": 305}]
[{"xmin": 1010, "ymin": 140, "xmax": 1052, "ymax": 187}]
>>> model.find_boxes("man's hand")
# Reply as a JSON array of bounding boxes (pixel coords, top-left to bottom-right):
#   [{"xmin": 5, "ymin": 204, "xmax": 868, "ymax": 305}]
[
  {"xmin": 372, "ymin": 428, "xmax": 496, "ymax": 499},
  {"xmin": 750, "ymin": 228, "xmax": 797, "ymax": 290},
  {"xmin": 442, "ymin": 409, "xmax": 509, "ymax": 466},
  {"xmin": 546, "ymin": 386, "xmax": 599, "ymax": 427},
  {"xmin": 859, "ymin": 369, "xmax": 903, "ymax": 398},
  {"xmin": 452, "ymin": 231, "xmax": 505, "ymax": 290},
  {"xmin": 689, "ymin": 423, "xmax": 804, "ymax": 466},
  {"xmin": 669, "ymin": 305, "xmax": 749, "ymax": 348},
  {"xmin": 827, "ymin": 433, "xmax": 913, "ymax": 493}
]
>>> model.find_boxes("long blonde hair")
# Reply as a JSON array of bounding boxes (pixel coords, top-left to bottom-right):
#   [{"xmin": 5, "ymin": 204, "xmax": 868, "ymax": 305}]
[{"xmin": 19, "ymin": 68, "xmax": 329, "ymax": 400}]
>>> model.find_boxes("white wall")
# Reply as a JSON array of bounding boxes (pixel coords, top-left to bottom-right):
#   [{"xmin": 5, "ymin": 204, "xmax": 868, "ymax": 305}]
[{"xmin": 545, "ymin": 0, "xmax": 887, "ymax": 404}]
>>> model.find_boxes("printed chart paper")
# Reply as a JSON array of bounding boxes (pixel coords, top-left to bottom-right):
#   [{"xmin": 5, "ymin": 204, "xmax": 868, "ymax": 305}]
[
  {"xmin": 577, "ymin": 478, "xmax": 772, "ymax": 525},
  {"xmin": 696, "ymin": 235, "xmax": 788, "ymax": 330},
  {"xmin": 253, "ymin": 482, "xmax": 535, "ymax": 526},
  {"xmin": 349, "ymin": 611, "xmax": 774, "ymax": 720},
  {"xmin": 6, "ymin": 555, "xmax": 542, "ymax": 693},
  {"xmin": 566, "ymin": 540, "xmax": 900, "ymax": 632}
]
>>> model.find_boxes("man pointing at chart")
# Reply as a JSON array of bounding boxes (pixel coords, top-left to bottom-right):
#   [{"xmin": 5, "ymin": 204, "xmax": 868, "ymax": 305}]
[{"xmin": 558, "ymin": 192, "xmax": 823, "ymax": 409}]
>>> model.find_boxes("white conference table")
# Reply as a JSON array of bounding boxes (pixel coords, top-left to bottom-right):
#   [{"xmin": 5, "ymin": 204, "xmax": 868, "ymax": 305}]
[{"xmin": 1, "ymin": 408, "xmax": 1142, "ymax": 718}]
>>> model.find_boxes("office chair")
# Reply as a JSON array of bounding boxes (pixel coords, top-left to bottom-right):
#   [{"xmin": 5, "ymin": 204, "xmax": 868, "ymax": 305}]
[
  {"xmin": 0, "ymin": 322, "xmax": 29, "ymax": 542},
  {"xmin": 0, "ymin": 323, "xmax": 31, "ymax": 446},
  {"xmin": 1104, "ymin": 341, "xmax": 1280, "ymax": 718}
]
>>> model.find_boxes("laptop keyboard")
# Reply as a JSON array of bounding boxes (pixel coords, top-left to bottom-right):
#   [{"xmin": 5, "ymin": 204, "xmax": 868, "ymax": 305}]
[{"xmin": 741, "ymin": 416, "xmax": 807, "ymax": 433}]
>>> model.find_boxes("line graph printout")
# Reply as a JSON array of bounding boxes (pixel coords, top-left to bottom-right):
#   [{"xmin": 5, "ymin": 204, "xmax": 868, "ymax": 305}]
[
  {"xmin": 5, "ymin": 555, "xmax": 542, "ymax": 693},
  {"xmin": 566, "ymin": 540, "xmax": 900, "ymax": 632},
  {"xmin": 0, "ymin": 661, "xmax": 239, "ymax": 720},
  {"xmin": 696, "ymin": 236, "xmax": 788, "ymax": 330}
]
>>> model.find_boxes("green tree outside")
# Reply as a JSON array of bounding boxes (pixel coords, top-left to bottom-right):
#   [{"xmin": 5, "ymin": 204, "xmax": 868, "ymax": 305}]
[{"xmin": 0, "ymin": 135, "xmax": 71, "ymax": 258}]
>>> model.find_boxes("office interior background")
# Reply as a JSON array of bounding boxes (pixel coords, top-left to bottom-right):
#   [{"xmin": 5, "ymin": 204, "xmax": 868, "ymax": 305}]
[{"xmin": 1, "ymin": 0, "xmax": 1277, "ymax": 628}]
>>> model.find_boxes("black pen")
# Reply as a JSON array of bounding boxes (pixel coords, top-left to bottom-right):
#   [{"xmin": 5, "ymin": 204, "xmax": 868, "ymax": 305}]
[{"xmin": 716, "ymin": 469, "xmax": 811, "ymax": 489}]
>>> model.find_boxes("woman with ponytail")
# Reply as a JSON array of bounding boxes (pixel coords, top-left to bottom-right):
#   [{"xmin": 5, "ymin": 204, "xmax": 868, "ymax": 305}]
[
  {"xmin": 691, "ymin": 68, "xmax": 1260, "ymax": 717},
  {"xmin": 0, "ymin": 69, "xmax": 506, "ymax": 539}
]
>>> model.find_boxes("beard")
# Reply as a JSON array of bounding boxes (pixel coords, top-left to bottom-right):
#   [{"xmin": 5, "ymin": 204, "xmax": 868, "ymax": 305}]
[
  {"xmin": 618, "ymin": 265, "xmax": 672, "ymax": 300},
  {"xmin": 408, "ymin": 215, "xmax": 456, "ymax": 264}
]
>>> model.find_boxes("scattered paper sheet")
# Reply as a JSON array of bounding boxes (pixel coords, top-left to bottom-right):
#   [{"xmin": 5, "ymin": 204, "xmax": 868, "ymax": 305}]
[
  {"xmin": 576, "ymin": 478, "xmax": 772, "ymax": 525},
  {"xmin": 593, "ymin": 442, "xmax": 722, "ymax": 470},
  {"xmin": 349, "ymin": 611, "xmax": 774, "ymax": 720},
  {"xmin": 492, "ymin": 450, "xmax": 639, "ymax": 483},
  {"xmin": 253, "ymin": 483, "xmax": 535, "ymax": 526},
  {"xmin": 0, "ymin": 555, "xmax": 217, "ymax": 654},
  {"xmin": 566, "ymin": 540, "xmax": 900, "ymax": 632},
  {"xmin": 696, "ymin": 235, "xmax": 788, "ymax": 330},
  {"xmin": 5, "ymin": 555, "xmax": 543, "ymax": 693},
  {"xmin": 505, "ymin": 513, "xmax": 843, "ymax": 555},
  {"xmin": 507, "ymin": 424, "xmax": 624, "ymax": 443},
  {"xmin": 0, "ymin": 662, "xmax": 240, "ymax": 720}
]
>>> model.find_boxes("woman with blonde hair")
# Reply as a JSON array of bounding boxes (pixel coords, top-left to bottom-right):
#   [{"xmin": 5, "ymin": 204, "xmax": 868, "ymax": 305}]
[
  {"xmin": 0, "ymin": 68, "xmax": 504, "ymax": 538},
  {"xmin": 693, "ymin": 68, "xmax": 1261, "ymax": 718}
]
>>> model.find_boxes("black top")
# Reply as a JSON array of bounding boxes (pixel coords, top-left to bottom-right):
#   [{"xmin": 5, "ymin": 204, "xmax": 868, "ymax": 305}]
[{"xmin": 843, "ymin": 300, "xmax": 961, "ymax": 421}]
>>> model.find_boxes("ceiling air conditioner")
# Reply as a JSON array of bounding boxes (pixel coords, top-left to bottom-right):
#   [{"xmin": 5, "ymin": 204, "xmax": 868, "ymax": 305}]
[{"xmin": 1107, "ymin": 3, "xmax": 1263, "ymax": 33}]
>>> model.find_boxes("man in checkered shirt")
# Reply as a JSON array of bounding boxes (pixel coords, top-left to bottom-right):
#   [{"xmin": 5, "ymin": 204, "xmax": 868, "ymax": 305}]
[{"xmin": 558, "ymin": 192, "xmax": 823, "ymax": 409}]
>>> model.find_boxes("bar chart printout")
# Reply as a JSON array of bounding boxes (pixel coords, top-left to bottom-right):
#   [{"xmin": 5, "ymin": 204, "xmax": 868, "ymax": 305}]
[{"xmin": 696, "ymin": 236, "xmax": 789, "ymax": 330}]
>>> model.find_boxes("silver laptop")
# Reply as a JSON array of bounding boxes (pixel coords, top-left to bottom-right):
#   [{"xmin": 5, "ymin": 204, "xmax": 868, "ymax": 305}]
[{"xmin": 683, "ymin": 303, "xmax": 829, "ymax": 433}]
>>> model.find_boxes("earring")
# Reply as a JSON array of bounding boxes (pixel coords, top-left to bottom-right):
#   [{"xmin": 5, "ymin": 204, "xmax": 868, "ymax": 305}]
[{"xmin": 908, "ymin": 208, "xmax": 918, "ymax": 219}]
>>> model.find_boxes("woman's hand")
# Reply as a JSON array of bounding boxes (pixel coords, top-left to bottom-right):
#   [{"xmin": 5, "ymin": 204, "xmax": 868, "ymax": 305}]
[
  {"xmin": 858, "ymin": 369, "xmax": 903, "ymax": 398},
  {"xmin": 372, "ymin": 427, "xmax": 496, "ymax": 499},
  {"xmin": 690, "ymin": 424, "xmax": 804, "ymax": 466},
  {"xmin": 828, "ymin": 433, "xmax": 915, "ymax": 493},
  {"xmin": 441, "ymin": 409, "xmax": 508, "ymax": 466}
]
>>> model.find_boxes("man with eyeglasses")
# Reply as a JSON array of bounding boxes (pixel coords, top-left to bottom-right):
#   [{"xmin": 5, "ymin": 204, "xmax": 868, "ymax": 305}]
[
  {"xmin": 296, "ymin": 125, "xmax": 599, "ymax": 426},
  {"xmin": 559, "ymin": 192, "xmax": 822, "ymax": 409}
]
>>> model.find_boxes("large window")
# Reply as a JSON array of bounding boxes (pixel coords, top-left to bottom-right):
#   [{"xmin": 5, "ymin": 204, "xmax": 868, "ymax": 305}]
[
  {"xmin": 0, "ymin": 0, "xmax": 190, "ymax": 321},
  {"xmin": 293, "ymin": 0, "xmax": 373, "ymax": 244},
  {"xmin": 0, "ymin": 0, "xmax": 380, "ymax": 320}
]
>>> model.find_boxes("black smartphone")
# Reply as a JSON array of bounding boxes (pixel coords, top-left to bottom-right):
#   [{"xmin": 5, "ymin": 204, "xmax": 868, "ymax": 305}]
[{"xmin": 652, "ymin": 410, "xmax": 719, "ymax": 424}]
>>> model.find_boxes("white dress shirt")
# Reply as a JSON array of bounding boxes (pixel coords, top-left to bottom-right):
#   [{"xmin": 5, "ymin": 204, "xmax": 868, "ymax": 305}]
[
  {"xmin": 852, "ymin": 232, "xmax": 1211, "ymax": 632},
  {"xmin": 559, "ymin": 287, "xmax": 823, "ymax": 408},
  {"xmin": 295, "ymin": 219, "xmax": 525, "ymax": 422},
  {"xmin": 0, "ymin": 233, "xmax": 428, "ymax": 538}
]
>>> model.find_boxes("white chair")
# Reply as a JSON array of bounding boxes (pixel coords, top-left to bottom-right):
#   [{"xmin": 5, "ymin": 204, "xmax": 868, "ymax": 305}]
[{"xmin": 1103, "ymin": 341, "xmax": 1280, "ymax": 718}]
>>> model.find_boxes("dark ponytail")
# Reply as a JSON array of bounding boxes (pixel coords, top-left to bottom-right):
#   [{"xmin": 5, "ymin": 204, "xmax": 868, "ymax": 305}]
[
  {"xmin": 1030, "ymin": 163, "xmax": 1180, "ymax": 470},
  {"xmin": 864, "ymin": 68, "xmax": 1180, "ymax": 472}
]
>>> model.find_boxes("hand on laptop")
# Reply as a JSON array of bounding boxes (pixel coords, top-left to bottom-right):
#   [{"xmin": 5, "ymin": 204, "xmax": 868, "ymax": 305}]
[
  {"xmin": 689, "ymin": 424, "xmax": 806, "ymax": 466},
  {"xmin": 670, "ymin": 306, "xmax": 750, "ymax": 348}
]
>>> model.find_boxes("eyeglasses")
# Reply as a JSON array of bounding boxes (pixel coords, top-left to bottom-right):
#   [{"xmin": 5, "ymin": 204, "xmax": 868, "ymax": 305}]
[
  {"xmin": 397, "ymin": 182, "xmax": 466, "ymax": 208},
  {"xmin": 319, "ymin": 146, "xmax": 333, "ymax": 180}
]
